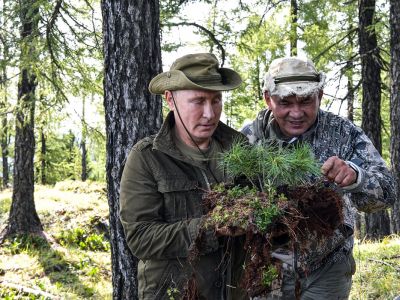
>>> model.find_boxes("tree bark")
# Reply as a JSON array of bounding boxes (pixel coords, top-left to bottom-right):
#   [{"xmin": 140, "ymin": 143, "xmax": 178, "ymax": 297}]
[
  {"xmin": 1, "ymin": 0, "xmax": 42, "ymax": 239},
  {"xmin": 40, "ymin": 129, "xmax": 46, "ymax": 185},
  {"xmin": 81, "ymin": 96, "xmax": 87, "ymax": 182},
  {"xmin": 390, "ymin": 0, "xmax": 400, "ymax": 233},
  {"xmin": 358, "ymin": 0, "xmax": 391, "ymax": 240},
  {"xmin": 0, "ymin": 0, "xmax": 9, "ymax": 189},
  {"xmin": 0, "ymin": 106, "xmax": 9, "ymax": 189},
  {"xmin": 347, "ymin": 71, "xmax": 354, "ymax": 122},
  {"xmin": 290, "ymin": 0, "xmax": 298, "ymax": 56},
  {"xmin": 101, "ymin": 1, "xmax": 162, "ymax": 299},
  {"xmin": 346, "ymin": 21, "xmax": 355, "ymax": 123}
]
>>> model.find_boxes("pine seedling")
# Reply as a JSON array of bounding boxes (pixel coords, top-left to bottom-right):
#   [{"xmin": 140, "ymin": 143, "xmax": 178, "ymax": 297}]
[
  {"xmin": 285, "ymin": 143, "xmax": 321, "ymax": 185},
  {"xmin": 220, "ymin": 140, "xmax": 322, "ymax": 190},
  {"xmin": 220, "ymin": 141, "xmax": 261, "ymax": 188},
  {"xmin": 254, "ymin": 140, "xmax": 321, "ymax": 187}
]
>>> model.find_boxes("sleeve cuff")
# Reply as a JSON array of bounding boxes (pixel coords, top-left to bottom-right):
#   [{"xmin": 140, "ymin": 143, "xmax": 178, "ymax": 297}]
[
  {"xmin": 342, "ymin": 161, "xmax": 363, "ymax": 191},
  {"xmin": 187, "ymin": 217, "xmax": 220, "ymax": 255}
]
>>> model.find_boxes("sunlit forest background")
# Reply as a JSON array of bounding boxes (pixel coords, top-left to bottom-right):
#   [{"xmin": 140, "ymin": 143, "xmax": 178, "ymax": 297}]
[{"xmin": 0, "ymin": 0, "xmax": 399, "ymax": 299}]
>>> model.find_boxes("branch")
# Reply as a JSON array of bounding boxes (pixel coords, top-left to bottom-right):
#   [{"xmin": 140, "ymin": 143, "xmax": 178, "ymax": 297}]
[
  {"xmin": 259, "ymin": 0, "xmax": 287, "ymax": 25},
  {"xmin": 40, "ymin": 71, "xmax": 69, "ymax": 103},
  {"xmin": 83, "ymin": 0, "xmax": 102, "ymax": 50},
  {"xmin": 61, "ymin": 4, "xmax": 99, "ymax": 35},
  {"xmin": 163, "ymin": 21, "xmax": 226, "ymax": 66},
  {"xmin": 0, "ymin": 280, "xmax": 61, "ymax": 299},
  {"xmin": 313, "ymin": 27, "xmax": 358, "ymax": 63},
  {"xmin": 67, "ymin": 109, "xmax": 105, "ymax": 141},
  {"xmin": 368, "ymin": 258, "xmax": 400, "ymax": 272},
  {"xmin": 46, "ymin": 0, "xmax": 64, "ymax": 70}
]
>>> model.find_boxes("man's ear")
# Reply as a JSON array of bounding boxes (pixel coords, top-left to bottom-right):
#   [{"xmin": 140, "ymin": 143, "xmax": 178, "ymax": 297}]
[
  {"xmin": 263, "ymin": 91, "xmax": 272, "ymax": 107},
  {"xmin": 165, "ymin": 90, "xmax": 175, "ymax": 110},
  {"xmin": 318, "ymin": 89, "xmax": 324, "ymax": 106}
]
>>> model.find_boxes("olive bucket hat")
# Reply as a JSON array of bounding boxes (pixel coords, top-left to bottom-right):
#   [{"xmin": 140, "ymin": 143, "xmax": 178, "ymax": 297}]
[
  {"xmin": 262, "ymin": 57, "xmax": 326, "ymax": 98},
  {"xmin": 149, "ymin": 53, "xmax": 242, "ymax": 94}
]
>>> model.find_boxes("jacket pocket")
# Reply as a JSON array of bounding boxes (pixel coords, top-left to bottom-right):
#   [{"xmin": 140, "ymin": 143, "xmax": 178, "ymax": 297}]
[
  {"xmin": 158, "ymin": 179, "xmax": 202, "ymax": 222},
  {"xmin": 139, "ymin": 259, "xmax": 188, "ymax": 299}
]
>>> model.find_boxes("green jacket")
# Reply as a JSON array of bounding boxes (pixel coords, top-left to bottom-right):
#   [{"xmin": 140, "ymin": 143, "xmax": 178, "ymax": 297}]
[{"xmin": 120, "ymin": 112, "xmax": 248, "ymax": 299}]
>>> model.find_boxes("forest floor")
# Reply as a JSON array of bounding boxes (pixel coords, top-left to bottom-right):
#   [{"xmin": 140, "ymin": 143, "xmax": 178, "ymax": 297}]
[
  {"xmin": 0, "ymin": 181, "xmax": 399, "ymax": 299},
  {"xmin": 0, "ymin": 181, "xmax": 112, "ymax": 299}
]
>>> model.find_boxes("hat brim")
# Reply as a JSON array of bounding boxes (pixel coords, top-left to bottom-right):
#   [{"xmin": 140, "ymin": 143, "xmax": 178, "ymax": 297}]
[{"xmin": 149, "ymin": 68, "xmax": 242, "ymax": 95}]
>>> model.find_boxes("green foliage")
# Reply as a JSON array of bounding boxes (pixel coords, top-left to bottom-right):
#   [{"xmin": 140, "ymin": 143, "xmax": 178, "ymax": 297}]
[
  {"xmin": 0, "ymin": 197, "xmax": 11, "ymax": 217},
  {"xmin": 166, "ymin": 286, "xmax": 180, "ymax": 300},
  {"xmin": 226, "ymin": 9, "xmax": 288, "ymax": 129},
  {"xmin": 56, "ymin": 228, "xmax": 110, "ymax": 252},
  {"xmin": 54, "ymin": 179, "xmax": 106, "ymax": 194},
  {"xmin": 207, "ymin": 184, "xmax": 283, "ymax": 232},
  {"xmin": 206, "ymin": 185, "xmax": 257, "ymax": 229},
  {"xmin": 0, "ymin": 185, "xmax": 112, "ymax": 298},
  {"xmin": 34, "ymin": 130, "xmax": 81, "ymax": 184},
  {"xmin": 351, "ymin": 235, "xmax": 400, "ymax": 299},
  {"xmin": 261, "ymin": 265, "xmax": 279, "ymax": 287},
  {"xmin": 221, "ymin": 140, "xmax": 321, "ymax": 190},
  {"xmin": 0, "ymin": 289, "xmax": 47, "ymax": 300},
  {"xmin": 4, "ymin": 234, "xmax": 49, "ymax": 255},
  {"xmin": 220, "ymin": 141, "xmax": 260, "ymax": 184},
  {"xmin": 226, "ymin": 185, "xmax": 257, "ymax": 199},
  {"xmin": 251, "ymin": 199, "xmax": 281, "ymax": 233}
]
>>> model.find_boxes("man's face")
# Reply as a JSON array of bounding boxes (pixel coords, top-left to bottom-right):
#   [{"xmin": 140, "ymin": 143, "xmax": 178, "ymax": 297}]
[
  {"xmin": 265, "ymin": 91, "xmax": 322, "ymax": 137},
  {"xmin": 165, "ymin": 89, "xmax": 223, "ymax": 148}
]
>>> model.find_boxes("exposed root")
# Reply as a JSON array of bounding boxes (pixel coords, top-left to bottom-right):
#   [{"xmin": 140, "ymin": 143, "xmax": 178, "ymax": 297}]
[{"xmin": 190, "ymin": 183, "xmax": 344, "ymax": 297}]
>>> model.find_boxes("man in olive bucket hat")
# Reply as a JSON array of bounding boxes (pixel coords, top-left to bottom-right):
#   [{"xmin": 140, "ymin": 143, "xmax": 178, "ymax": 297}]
[
  {"xmin": 120, "ymin": 53, "xmax": 249, "ymax": 299},
  {"xmin": 242, "ymin": 57, "xmax": 396, "ymax": 299}
]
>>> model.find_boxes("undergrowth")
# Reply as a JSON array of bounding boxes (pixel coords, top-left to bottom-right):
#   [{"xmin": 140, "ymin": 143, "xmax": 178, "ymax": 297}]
[
  {"xmin": 0, "ymin": 180, "xmax": 111, "ymax": 299},
  {"xmin": 351, "ymin": 235, "xmax": 400, "ymax": 300}
]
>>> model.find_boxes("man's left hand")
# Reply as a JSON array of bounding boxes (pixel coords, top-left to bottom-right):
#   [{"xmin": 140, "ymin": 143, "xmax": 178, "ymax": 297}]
[{"xmin": 321, "ymin": 156, "xmax": 357, "ymax": 187}]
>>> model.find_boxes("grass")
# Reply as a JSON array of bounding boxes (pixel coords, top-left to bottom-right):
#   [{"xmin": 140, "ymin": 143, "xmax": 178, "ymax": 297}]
[
  {"xmin": 0, "ymin": 182, "xmax": 399, "ymax": 299},
  {"xmin": 351, "ymin": 235, "xmax": 400, "ymax": 300},
  {"xmin": 0, "ymin": 181, "xmax": 112, "ymax": 299}
]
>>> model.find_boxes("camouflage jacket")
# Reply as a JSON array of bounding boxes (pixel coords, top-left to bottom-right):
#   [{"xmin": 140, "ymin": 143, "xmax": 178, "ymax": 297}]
[{"xmin": 241, "ymin": 108, "xmax": 396, "ymax": 274}]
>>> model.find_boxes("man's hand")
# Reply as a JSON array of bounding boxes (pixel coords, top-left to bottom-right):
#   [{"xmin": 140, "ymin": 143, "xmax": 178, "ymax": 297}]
[
  {"xmin": 321, "ymin": 156, "xmax": 357, "ymax": 187},
  {"xmin": 215, "ymin": 226, "xmax": 246, "ymax": 237}
]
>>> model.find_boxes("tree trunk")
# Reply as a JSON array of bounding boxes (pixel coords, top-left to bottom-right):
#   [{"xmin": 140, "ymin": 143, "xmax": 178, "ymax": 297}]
[
  {"xmin": 1, "ymin": 0, "xmax": 42, "ymax": 239},
  {"xmin": 359, "ymin": 0, "xmax": 391, "ymax": 240},
  {"xmin": 390, "ymin": 0, "xmax": 400, "ymax": 233},
  {"xmin": 81, "ymin": 96, "xmax": 87, "ymax": 182},
  {"xmin": 0, "ymin": 0, "xmax": 9, "ymax": 190},
  {"xmin": 347, "ymin": 72, "xmax": 354, "ymax": 122},
  {"xmin": 290, "ymin": 0, "xmax": 298, "ymax": 56},
  {"xmin": 101, "ymin": 1, "xmax": 162, "ymax": 299},
  {"xmin": 40, "ymin": 129, "xmax": 46, "ymax": 185},
  {"xmin": 346, "ymin": 20, "xmax": 355, "ymax": 123},
  {"xmin": 0, "ymin": 106, "xmax": 9, "ymax": 189}
]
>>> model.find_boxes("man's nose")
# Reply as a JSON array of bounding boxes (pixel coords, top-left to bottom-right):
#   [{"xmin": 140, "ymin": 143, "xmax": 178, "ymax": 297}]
[
  {"xmin": 290, "ymin": 104, "xmax": 303, "ymax": 118},
  {"xmin": 203, "ymin": 102, "xmax": 215, "ymax": 119}
]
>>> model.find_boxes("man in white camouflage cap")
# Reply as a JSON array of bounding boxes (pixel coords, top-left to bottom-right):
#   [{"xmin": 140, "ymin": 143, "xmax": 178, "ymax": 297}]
[{"xmin": 242, "ymin": 57, "xmax": 396, "ymax": 299}]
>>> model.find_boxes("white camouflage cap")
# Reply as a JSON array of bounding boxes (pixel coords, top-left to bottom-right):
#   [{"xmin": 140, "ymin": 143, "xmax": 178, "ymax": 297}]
[{"xmin": 262, "ymin": 57, "xmax": 326, "ymax": 97}]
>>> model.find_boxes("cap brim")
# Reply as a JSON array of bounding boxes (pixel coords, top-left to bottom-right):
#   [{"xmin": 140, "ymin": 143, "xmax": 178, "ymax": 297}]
[
  {"xmin": 272, "ymin": 81, "xmax": 323, "ymax": 98},
  {"xmin": 149, "ymin": 69, "xmax": 242, "ymax": 95}
]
